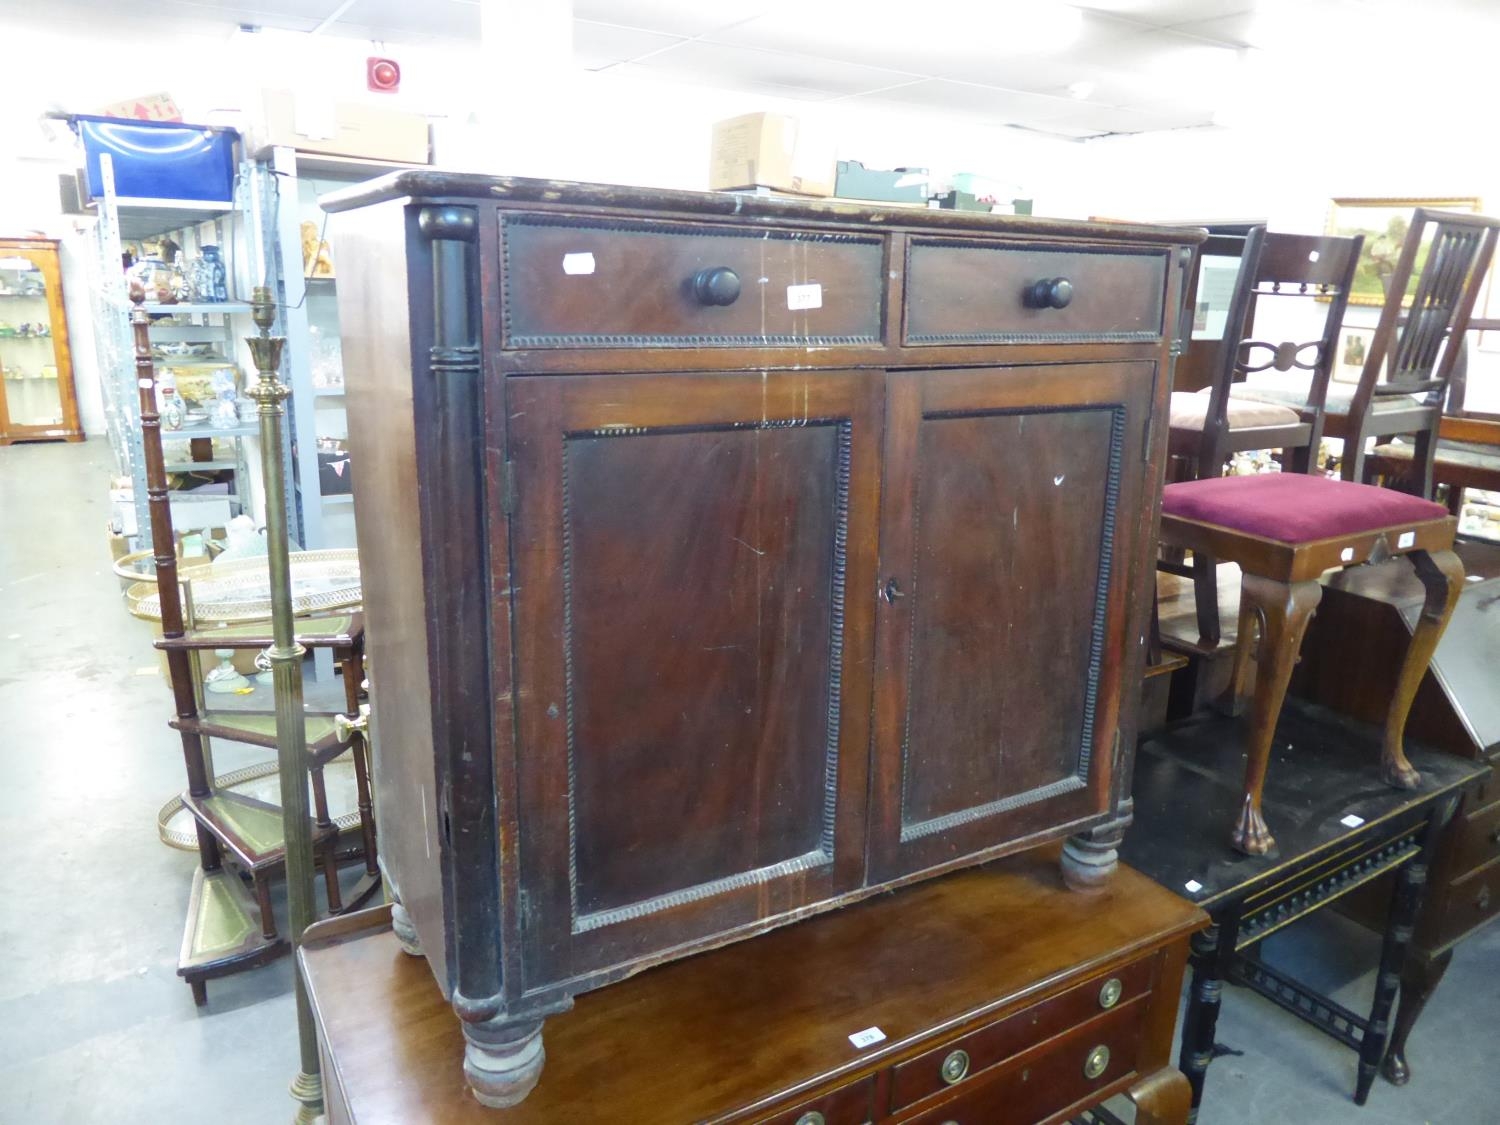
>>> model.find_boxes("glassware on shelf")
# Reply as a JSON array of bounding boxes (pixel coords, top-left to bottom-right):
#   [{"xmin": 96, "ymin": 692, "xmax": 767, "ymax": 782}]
[
  {"xmin": 308, "ymin": 323, "xmax": 344, "ymax": 389},
  {"xmin": 201, "ymin": 245, "xmax": 229, "ymax": 302}
]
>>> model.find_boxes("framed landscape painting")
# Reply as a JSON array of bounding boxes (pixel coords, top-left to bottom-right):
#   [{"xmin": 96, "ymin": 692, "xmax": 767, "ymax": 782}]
[{"xmin": 1325, "ymin": 197, "xmax": 1481, "ymax": 306}]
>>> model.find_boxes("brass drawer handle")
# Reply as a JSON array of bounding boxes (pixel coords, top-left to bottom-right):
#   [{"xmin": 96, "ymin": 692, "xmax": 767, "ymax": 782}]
[
  {"xmin": 1084, "ymin": 1044, "xmax": 1110, "ymax": 1080},
  {"xmin": 940, "ymin": 1048, "xmax": 971, "ymax": 1085},
  {"xmin": 1098, "ymin": 976, "xmax": 1123, "ymax": 1009},
  {"xmin": 794, "ymin": 1113, "xmax": 825, "ymax": 1125}
]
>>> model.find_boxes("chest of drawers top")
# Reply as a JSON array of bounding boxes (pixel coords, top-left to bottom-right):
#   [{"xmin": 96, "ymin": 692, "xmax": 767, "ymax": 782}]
[{"xmin": 323, "ymin": 170, "xmax": 1197, "ymax": 358}]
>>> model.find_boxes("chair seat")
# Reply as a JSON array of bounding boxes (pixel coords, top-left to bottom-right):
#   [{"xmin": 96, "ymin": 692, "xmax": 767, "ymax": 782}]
[
  {"xmin": 1169, "ymin": 391, "xmax": 1301, "ymax": 432},
  {"xmin": 1373, "ymin": 438, "xmax": 1500, "ymax": 471},
  {"xmin": 1161, "ymin": 473, "xmax": 1449, "ymax": 544},
  {"xmin": 1229, "ymin": 373, "xmax": 1421, "ymax": 415}
]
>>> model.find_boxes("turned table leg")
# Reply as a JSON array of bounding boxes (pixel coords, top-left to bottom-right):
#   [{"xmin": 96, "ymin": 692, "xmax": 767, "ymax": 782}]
[
  {"xmin": 1128, "ymin": 1066, "xmax": 1193, "ymax": 1125},
  {"xmin": 1356, "ymin": 856, "xmax": 1430, "ymax": 1104},
  {"xmin": 1231, "ymin": 574, "xmax": 1322, "ymax": 855},
  {"xmin": 462, "ymin": 1014, "xmax": 547, "ymax": 1108},
  {"xmin": 1381, "ymin": 549, "xmax": 1464, "ymax": 789},
  {"xmin": 1381, "ymin": 949, "xmax": 1454, "ymax": 1086},
  {"xmin": 1177, "ymin": 923, "xmax": 1226, "ymax": 1123},
  {"xmin": 387, "ymin": 881, "xmax": 423, "ymax": 958}
]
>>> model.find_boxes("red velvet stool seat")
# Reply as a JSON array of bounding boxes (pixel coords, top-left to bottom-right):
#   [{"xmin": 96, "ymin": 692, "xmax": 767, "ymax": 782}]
[{"xmin": 1159, "ymin": 473, "xmax": 1463, "ymax": 854}]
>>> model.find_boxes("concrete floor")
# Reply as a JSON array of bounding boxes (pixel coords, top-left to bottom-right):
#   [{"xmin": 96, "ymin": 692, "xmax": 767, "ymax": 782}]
[{"xmin": 1, "ymin": 438, "xmax": 1497, "ymax": 1125}]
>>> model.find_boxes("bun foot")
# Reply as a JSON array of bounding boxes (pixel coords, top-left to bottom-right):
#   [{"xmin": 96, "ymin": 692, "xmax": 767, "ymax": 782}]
[
  {"xmin": 1231, "ymin": 796, "xmax": 1274, "ymax": 856},
  {"xmin": 464, "ymin": 1017, "xmax": 546, "ymax": 1108},
  {"xmin": 1061, "ymin": 817, "xmax": 1127, "ymax": 894},
  {"xmin": 1381, "ymin": 1048, "xmax": 1411, "ymax": 1086}
]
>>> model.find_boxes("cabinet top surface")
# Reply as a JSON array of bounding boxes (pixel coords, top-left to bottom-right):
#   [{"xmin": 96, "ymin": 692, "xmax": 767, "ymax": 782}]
[
  {"xmin": 319, "ymin": 169, "xmax": 1205, "ymax": 246},
  {"xmin": 303, "ymin": 847, "xmax": 1204, "ymax": 1123}
]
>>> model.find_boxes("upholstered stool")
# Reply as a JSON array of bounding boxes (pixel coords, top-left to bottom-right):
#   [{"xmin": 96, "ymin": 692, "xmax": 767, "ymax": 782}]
[{"xmin": 1159, "ymin": 473, "xmax": 1463, "ymax": 854}]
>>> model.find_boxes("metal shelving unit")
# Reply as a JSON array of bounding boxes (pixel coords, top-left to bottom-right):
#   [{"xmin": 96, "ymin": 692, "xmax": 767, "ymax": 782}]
[{"xmin": 90, "ymin": 153, "xmax": 311, "ymax": 552}]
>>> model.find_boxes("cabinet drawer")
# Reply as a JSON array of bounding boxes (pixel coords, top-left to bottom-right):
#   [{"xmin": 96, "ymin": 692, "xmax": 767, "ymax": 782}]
[
  {"xmin": 501, "ymin": 214, "xmax": 885, "ymax": 348},
  {"xmin": 757, "ymin": 1077, "xmax": 875, "ymax": 1125},
  {"xmin": 1447, "ymin": 793, "xmax": 1500, "ymax": 876},
  {"xmin": 1433, "ymin": 853, "xmax": 1500, "ymax": 948},
  {"xmin": 890, "ymin": 956, "xmax": 1153, "ymax": 1111},
  {"xmin": 901, "ymin": 999, "xmax": 1145, "ymax": 1124},
  {"xmin": 904, "ymin": 239, "xmax": 1167, "ymax": 345}
]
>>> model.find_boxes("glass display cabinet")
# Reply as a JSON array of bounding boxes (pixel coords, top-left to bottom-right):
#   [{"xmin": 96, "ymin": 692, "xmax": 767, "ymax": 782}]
[{"xmin": 0, "ymin": 238, "xmax": 83, "ymax": 444}]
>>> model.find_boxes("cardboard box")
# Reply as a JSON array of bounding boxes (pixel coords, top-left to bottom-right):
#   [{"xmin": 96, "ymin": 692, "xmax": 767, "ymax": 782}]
[
  {"xmin": 710, "ymin": 113, "xmax": 836, "ymax": 197},
  {"xmin": 251, "ymin": 89, "xmax": 430, "ymax": 165}
]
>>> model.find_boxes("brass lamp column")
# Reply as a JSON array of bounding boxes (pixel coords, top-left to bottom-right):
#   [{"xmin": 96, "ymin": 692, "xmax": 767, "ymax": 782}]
[{"xmin": 246, "ymin": 287, "xmax": 323, "ymax": 1124}]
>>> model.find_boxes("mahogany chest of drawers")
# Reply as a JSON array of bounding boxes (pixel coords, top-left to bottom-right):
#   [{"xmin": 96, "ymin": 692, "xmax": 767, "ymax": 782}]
[
  {"xmin": 302, "ymin": 850, "xmax": 1206, "ymax": 1124},
  {"xmin": 323, "ymin": 172, "xmax": 1199, "ymax": 1106}
]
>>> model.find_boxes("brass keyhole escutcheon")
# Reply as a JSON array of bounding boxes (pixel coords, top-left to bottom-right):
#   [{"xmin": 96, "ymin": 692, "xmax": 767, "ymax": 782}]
[
  {"xmin": 794, "ymin": 1113, "xmax": 825, "ymax": 1125},
  {"xmin": 1084, "ymin": 1044, "xmax": 1110, "ymax": 1080},
  {"xmin": 1098, "ymin": 977, "xmax": 1123, "ymax": 1009},
  {"xmin": 940, "ymin": 1048, "xmax": 970, "ymax": 1085}
]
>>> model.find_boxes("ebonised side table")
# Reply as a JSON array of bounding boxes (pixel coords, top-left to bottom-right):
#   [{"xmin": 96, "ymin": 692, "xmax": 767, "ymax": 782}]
[{"xmin": 1120, "ymin": 699, "xmax": 1484, "ymax": 1120}]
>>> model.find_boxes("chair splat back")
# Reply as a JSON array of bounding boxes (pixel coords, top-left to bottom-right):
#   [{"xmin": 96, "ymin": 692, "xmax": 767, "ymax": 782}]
[
  {"xmin": 1346, "ymin": 208, "xmax": 1500, "ymax": 491},
  {"xmin": 1189, "ymin": 227, "xmax": 1362, "ymax": 477}
]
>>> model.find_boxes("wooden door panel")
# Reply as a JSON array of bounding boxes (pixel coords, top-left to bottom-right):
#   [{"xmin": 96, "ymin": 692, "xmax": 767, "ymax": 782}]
[
  {"xmin": 869, "ymin": 363, "xmax": 1155, "ymax": 882},
  {"xmin": 508, "ymin": 371, "xmax": 881, "ymax": 987}
]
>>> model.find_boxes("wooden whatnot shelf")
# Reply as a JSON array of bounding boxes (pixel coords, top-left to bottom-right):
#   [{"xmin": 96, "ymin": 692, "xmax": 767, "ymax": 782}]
[{"xmin": 302, "ymin": 848, "xmax": 1206, "ymax": 1124}]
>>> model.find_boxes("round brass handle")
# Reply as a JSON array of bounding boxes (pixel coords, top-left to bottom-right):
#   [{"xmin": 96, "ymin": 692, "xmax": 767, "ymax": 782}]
[
  {"xmin": 691, "ymin": 266, "xmax": 742, "ymax": 306},
  {"xmin": 1098, "ymin": 977, "xmax": 1123, "ymax": 1009},
  {"xmin": 940, "ymin": 1048, "xmax": 970, "ymax": 1085},
  {"xmin": 1025, "ymin": 276, "xmax": 1074, "ymax": 310},
  {"xmin": 794, "ymin": 1113, "xmax": 825, "ymax": 1125},
  {"xmin": 1084, "ymin": 1043, "xmax": 1110, "ymax": 1080}
]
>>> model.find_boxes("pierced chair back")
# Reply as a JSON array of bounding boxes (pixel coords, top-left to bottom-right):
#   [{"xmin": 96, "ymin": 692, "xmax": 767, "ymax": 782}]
[
  {"xmin": 1343, "ymin": 208, "xmax": 1500, "ymax": 492},
  {"xmin": 1190, "ymin": 226, "xmax": 1362, "ymax": 476}
]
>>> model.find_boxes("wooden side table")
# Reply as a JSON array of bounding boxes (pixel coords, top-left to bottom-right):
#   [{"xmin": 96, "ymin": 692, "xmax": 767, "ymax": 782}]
[
  {"xmin": 1120, "ymin": 699, "xmax": 1484, "ymax": 1121},
  {"xmin": 301, "ymin": 848, "xmax": 1206, "ymax": 1124}
]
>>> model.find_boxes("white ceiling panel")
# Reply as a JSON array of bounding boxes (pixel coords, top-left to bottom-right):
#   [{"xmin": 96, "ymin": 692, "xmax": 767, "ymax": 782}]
[
  {"xmin": 636, "ymin": 40, "xmax": 924, "ymax": 99},
  {"xmin": 330, "ymin": 0, "xmax": 479, "ymax": 43},
  {"xmin": 845, "ymin": 80, "xmax": 1084, "ymax": 125},
  {"xmin": 1075, "ymin": 0, "xmax": 1256, "ymax": 27},
  {"xmin": 573, "ymin": 0, "xmax": 769, "ymax": 38},
  {"xmin": 574, "ymin": 21, "xmax": 687, "ymax": 70}
]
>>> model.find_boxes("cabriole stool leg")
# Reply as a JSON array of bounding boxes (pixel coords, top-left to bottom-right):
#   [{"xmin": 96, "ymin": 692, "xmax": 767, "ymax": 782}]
[
  {"xmin": 1381, "ymin": 549, "xmax": 1464, "ymax": 789},
  {"xmin": 1231, "ymin": 574, "xmax": 1321, "ymax": 855}
]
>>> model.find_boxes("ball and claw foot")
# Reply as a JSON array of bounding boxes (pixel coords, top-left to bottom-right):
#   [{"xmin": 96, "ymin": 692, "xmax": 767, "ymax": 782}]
[
  {"xmin": 464, "ymin": 1018, "xmax": 546, "ymax": 1108},
  {"xmin": 390, "ymin": 900, "xmax": 423, "ymax": 958},
  {"xmin": 1231, "ymin": 796, "xmax": 1274, "ymax": 856},
  {"xmin": 1381, "ymin": 752, "xmax": 1421, "ymax": 791}
]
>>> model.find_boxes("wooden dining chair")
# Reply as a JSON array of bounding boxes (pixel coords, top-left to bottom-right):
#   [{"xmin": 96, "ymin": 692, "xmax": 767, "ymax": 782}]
[
  {"xmin": 1161, "ymin": 225, "xmax": 1363, "ymax": 646},
  {"xmin": 1367, "ymin": 322, "xmax": 1500, "ymax": 519},
  {"xmin": 1231, "ymin": 209, "xmax": 1500, "ymax": 488}
]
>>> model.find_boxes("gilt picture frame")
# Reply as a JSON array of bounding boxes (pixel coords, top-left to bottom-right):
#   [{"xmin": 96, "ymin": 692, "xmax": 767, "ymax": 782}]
[{"xmin": 1325, "ymin": 196, "xmax": 1481, "ymax": 307}]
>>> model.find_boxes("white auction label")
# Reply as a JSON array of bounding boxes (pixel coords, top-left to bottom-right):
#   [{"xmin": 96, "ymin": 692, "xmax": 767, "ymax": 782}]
[
  {"xmin": 787, "ymin": 282, "xmax": 823, "ymax": 310},
  {"xmin": 1398, "ymin": 531, "xmax": 1415, "ymax": 549},
  {"xmin": 1340, "ymin": 814, "xmax": 1365, "ymax": 828},
  {"xmin": 848, "ymin": 1026, "xmax": 886, "ymax": 1049},
  {"xmin": 562, "ymin": 252, "xmax": 596, "ymax": 276},
  {"xmin": 1183, "ymin": 880, "xmax": 1204, "ymax": 894}
]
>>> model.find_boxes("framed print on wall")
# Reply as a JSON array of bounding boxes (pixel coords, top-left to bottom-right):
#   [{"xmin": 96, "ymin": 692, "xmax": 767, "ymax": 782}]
[
  {"xmin": 1325, "ymin": 196, "xmax": 1481, "ymax": 306},
  {"xmin": 1334, "ymin": 325, "xmax": 1375, "ymax": 383}
]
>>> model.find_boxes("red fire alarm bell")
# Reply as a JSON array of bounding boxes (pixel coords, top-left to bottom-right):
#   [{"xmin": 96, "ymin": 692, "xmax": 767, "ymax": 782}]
[{"xmin": 367, "ymin": 56, "xmax": 401, "ymax": 93}]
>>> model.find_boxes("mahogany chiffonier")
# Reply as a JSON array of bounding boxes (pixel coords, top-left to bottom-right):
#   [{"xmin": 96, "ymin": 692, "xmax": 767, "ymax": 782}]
[{"xmin": 322, "ymin": 172, "xmax": 1200, "ymax": 1107}]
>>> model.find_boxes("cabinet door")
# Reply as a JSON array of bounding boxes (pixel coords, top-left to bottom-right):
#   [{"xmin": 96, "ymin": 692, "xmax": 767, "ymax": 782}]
[
  {"xmin": 867, "ymin": 363, "xmax": 1155, "ymax": 882},
  {"xmin": 508, "ymin": 370, "xmax": 881, "ymax": 986}
]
